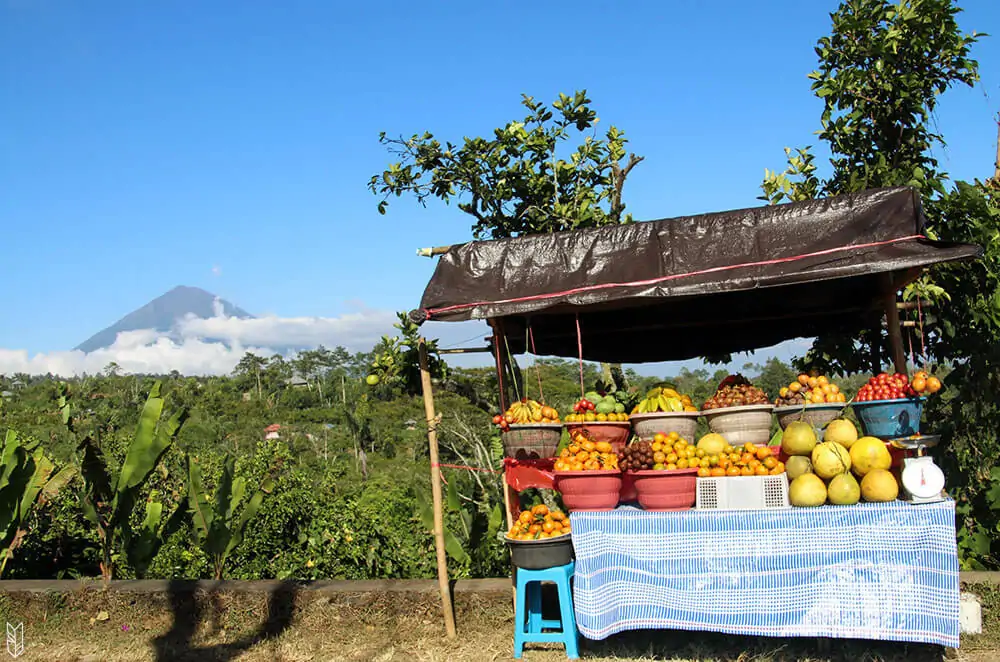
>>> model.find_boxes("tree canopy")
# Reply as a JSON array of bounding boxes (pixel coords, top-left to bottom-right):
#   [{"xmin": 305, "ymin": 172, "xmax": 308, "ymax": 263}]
[{"xmin": 370, "ymin": 91, "xmax": 643, "ymax": 240}]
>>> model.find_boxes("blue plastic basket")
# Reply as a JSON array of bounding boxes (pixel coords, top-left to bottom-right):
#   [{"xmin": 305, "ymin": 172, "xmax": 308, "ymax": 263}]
[{"xmin": 851, "ymin": 398, "xmax": 924, "ymax": 439}]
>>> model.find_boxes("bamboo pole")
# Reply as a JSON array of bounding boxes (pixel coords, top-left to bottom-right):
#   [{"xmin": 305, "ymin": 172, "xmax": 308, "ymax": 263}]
[
  {"xmin": 418, "ymin": 338, "xmax": 457, "ymax": 639},
  {"xmin": 417, "ymin": 245, "xmax": 455, "ymax": 257},
  {"xmin": 882, "ymin": 274, "xmax": 907, "ymax": 374}
]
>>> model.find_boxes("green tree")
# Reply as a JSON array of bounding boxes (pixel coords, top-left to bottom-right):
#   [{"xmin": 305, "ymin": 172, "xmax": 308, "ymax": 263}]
[
  {"xmin": 367, "ymin": 313, "xmax": 448, "ymax": 397},
  {"xmin": 759, "ymin": 0, "xmax": 984, "ymax": 376},
  {"xmin": 760, "ymin": 0, "xmax": 1000, "ymax": 567},
  {"xmin": 233, "ymin": 352, "xmax": 268, "ymax": 400},
  {"xmin": 371, "ymin": 90, "xmax": 643, "ymax": 240},
  {"xmin": 761, "ymin": 0, "xmax": 981, "ymax": 205}
]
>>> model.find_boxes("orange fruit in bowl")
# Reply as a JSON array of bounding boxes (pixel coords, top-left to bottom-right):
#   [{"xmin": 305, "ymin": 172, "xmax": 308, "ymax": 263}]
[
  {"xmin": 653, "ymin": 433, "xmax": 667, "ymax": 444},
  {"xmin": 726, "ymin": 466, "xmax": 740, "ymax": 477}
]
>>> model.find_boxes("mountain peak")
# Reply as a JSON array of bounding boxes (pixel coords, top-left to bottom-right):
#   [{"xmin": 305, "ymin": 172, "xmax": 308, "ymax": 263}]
[{"xmin": 75, "ymin": 286, "xmax": 253, "ymax": 353}]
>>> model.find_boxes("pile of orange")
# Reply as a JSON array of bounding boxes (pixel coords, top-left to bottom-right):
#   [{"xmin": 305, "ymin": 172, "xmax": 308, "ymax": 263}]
[
  {"xmin": 553, "ymin": 430, "xmax": 619, "ymax": 472},
  {"xmin": 778, "ymin": 373, "xmax": 847, "ymax": 405},
  {"xmin": 506, "ymin": 504, "xmax": 571, "ymax": 541},
  {"xmin": 699, "ymin": 442, "xmax": 785, "ymax": 478}
]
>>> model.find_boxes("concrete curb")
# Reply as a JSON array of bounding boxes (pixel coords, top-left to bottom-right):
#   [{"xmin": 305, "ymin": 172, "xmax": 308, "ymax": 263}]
[
  {"xmin": 0, "ymin": 578, "xmax": 512, "ymax": 594},
  {"xmin": 0, "ymin": 572, "xmax": 993, "ymax": 595}
]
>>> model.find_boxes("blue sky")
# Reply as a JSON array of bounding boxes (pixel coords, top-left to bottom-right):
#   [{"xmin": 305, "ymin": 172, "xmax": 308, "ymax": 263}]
[{"xmin": 1, "ymin": 0, "xmax": 997, "ymax": 375}]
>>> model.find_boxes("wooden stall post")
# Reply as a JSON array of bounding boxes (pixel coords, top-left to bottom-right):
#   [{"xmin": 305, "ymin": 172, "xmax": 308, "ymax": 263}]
[
  {"xmin": 418, "ymin": 338, "xmax": 457, "ymax": 639},
  {"xmin": 882, "ymin": 274, "xmax": 908, "ymax": 374}
]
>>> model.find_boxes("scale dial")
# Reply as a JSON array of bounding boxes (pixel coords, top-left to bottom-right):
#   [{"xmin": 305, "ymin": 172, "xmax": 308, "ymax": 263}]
[{"xmin": 901, "ymin": 457, "xmax": 945, "ymax": 500}]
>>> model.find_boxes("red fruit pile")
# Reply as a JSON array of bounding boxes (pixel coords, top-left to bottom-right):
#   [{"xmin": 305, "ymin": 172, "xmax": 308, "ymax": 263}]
[
  {"xmin": 572, "ymin": 398, "xmax": 595, "ymax": 414},
  {"xmin": 856, "ymin": 372, "xmax": 915, "ymax": 401}
]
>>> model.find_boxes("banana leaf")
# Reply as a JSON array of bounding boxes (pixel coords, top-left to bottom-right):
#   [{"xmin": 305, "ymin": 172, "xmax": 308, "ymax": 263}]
[
  {"xmin": 77, "ymin": 436, "xmax": 112, "ymax": 523},
  {"xmin": 416, "ymin": 497, "xmax": 469, "ymax": 564},
  {"xmin": 226, "ymin": 478, "xmax": 270, "ymax": 558},
  {"xmin": 187, "ymin": 457, "xmax": 216, "ymax": 539}
]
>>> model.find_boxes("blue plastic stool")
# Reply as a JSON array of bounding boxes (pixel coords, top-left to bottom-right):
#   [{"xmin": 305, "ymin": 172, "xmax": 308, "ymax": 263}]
[{"xmin": 513, "ymin": 561, "xmax": 579, "ymax": 659}]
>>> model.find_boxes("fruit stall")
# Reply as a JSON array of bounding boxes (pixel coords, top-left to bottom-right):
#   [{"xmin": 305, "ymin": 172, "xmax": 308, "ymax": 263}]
[{"xmin": 409, "ymin": 187, "xmax": 982, "ymax": 651}]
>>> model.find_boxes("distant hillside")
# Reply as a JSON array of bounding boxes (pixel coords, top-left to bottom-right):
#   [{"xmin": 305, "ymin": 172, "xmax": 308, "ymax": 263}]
[{"xmin": 75, "ymin": 286, "xmax": 254, "ymax": 353}]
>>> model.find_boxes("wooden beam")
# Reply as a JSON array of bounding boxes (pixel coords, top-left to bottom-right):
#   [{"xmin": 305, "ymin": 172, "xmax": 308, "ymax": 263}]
[
  {"xmin": 882, "ymin": 274, "xmax": 907, "ymax": 374},
  {"xmin": 416, "ymin": 245, "xmax": 455, "ymax": 257},
  {"xmin": 438, "ymin": 346, "xmax": 493, "ymax": 355},
  {"xmin": 418, "ymin": 339, "xmax": 456, "ymax": 639}
]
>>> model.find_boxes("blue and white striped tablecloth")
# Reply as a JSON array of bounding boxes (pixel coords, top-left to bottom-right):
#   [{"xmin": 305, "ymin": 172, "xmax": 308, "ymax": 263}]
[{"xmin": 571, "ymin": 500, "xmax": 959, "ymax": 647}]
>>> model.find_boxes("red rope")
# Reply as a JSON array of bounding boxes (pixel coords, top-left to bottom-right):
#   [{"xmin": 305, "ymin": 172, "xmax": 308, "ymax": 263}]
[
  {"xmin": 424, "ymin": 235, "xmax": 927, "ymax": 319},
  {"xmin": 575, "ymin": 314, "xmax": 584, "ymax": 398}
]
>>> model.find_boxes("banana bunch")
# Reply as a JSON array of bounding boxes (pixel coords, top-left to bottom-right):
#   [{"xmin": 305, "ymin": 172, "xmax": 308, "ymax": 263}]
[
  {"xmin": 633, "ymin": 385, "xmax": 697, "ymax": 413},
  {"xmin": 494, "ymin": 399, "xmax": 560, "ymax": 427},
  {"xmin": 507, "ymin": 399, "xmax": 542, "ymax": 423}
]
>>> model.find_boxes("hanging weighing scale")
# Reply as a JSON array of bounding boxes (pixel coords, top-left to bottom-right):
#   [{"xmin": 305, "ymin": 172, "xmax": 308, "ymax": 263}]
[{"xmin": 889, "ymin": 434, "xmax": 946, "ymax": 504}]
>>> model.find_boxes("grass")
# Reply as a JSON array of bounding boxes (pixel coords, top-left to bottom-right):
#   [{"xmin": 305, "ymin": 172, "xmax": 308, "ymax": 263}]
[{"xmin": 0, "ymin": 583, "xmax": 995, "ymax": 662}]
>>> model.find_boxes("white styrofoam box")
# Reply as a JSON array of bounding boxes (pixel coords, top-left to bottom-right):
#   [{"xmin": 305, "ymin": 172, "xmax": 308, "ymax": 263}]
[
  {"xmin": 960, "ymin": 592, "xmax": 982, "ymax": 634},
  {"xmin": 696, "ymin": 475, "xmax": 790, "ymax": 510}
]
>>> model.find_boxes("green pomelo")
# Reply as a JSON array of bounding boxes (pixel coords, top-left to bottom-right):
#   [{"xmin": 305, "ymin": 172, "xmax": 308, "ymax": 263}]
[
  {"xmin": 827, "ymin": 472, "xmax": 861, "ymax": 505},
  {"xmin": 812, "ymin": 441, "xmax": 852, "ymax": 480},
  {"xmin": 861, "ymin": 469, "xmax": 899, "ymax": 502},
  {"xmin": 785, "ymin": 455, "xmax": 813, "ymax": 481},
  {"xmin": 824, "ymin": 418, "xmax": 859, "ymax": 449},
  {"xmin": 789, "ymin": 473, "xmax": 827, "ymax": 507},
  {"xmin": 697, "ymin": 433, "xmax": 728, "ymax": 455},
  {"xmin": 850, "ymin": 437, "xmax": 892, "ymax": 477},
  {"xmin": 781, "ymin": 421, "xmax": 817, "ymax": 456}
]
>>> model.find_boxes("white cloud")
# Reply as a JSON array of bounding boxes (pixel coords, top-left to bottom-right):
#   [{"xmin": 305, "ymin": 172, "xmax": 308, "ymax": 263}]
[
  {"xmin": 0, "ymin": 305, "xmax": 400, "ymax": 377},
  {"xmin": 211, "ymin": 265, "xmax": 222, "ymax": 276}
]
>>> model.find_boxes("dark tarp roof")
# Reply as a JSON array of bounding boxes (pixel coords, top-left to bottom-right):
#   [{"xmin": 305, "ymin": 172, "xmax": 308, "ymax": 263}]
[{"xmin": 412, "ymin": 187, "xmax": 982, "ymax": 363}]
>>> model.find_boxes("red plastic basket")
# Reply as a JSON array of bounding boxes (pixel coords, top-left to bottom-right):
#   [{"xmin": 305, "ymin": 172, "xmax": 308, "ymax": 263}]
[{"xmin": 553, "ymin": 470, "xmax": 622, "ymax": 512}]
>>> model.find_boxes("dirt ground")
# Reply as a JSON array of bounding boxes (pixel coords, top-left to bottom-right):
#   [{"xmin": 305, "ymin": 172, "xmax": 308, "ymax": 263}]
[{"xmin": 0, "ymin": 583, "xmax": 995, "ymax": 662}]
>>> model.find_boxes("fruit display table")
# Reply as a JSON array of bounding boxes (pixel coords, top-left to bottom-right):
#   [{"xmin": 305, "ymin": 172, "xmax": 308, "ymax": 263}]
[{"xmin": 570, "ymin": 500, "xmax": 959, "ymax": 647}]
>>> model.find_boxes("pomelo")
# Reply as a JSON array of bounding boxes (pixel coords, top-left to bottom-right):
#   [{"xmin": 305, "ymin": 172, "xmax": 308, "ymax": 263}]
[
  {"xmin": 789, "ymin": 473, "xmax": 827, "ymax": 507},
  {"xmin": 697, "ymin": 433, "xmax": 728, "ymax": 456},
  {"xmin": 811, "ymin": 441, "xmax": 851, "ymax": 480},
  {"xmin": 785, "ymin": 456, "xmax": 813, "ymax": 481},
  {"xmin": 861, "ymin": 469, "xmax": 899, "ymax": 502},
  {"xmin": 827, "ymin": 472, "xmax": 861, "ymax": 505},
  {"xmin": 850, "ymin": 437, "xmax": 892, "ymax": 477},
  {"xmin": 824, "ymin": 418, "xmax": 859, "ymax": 449},
  {"xmin": 782, "ymin": 421, "xmax": 817, "ymax": 456}
]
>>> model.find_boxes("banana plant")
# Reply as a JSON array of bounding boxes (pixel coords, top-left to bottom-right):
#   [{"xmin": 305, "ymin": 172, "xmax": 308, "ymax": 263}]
[
  {"xmin": 188, "ymin": 453, "xmax": 274, "ymax": 580},
  {"xmin": 77, "ymin": 380, "xmax": 188, "ymax": 580},
  {"xmin": 0, "ymin": 430, "xmax": 75, "ymax": 576},
  {"xmin": 417, "ymin": 479, "xmax": 504, "ymax": 571}
]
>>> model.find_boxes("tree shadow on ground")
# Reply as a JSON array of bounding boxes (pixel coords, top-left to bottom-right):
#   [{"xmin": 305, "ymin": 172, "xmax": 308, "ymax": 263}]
[{"xmin": 152, "ymin": 579, "xmax": 298, "ymax": 662}]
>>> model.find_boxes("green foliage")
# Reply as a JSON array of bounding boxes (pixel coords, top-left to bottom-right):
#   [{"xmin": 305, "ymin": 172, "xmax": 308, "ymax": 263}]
[
  {"xmin": 370, "ymin": 91, "xmax": 643, "ymax": 239},
  {"xmin": 187, "ymin": 454, "xmax": 274, "ymax": 579},
  {"xmin": 761, "ymin": 0, "xmax": 982, "ymax": 204},
  {"xmin": 0, "ymin": 430, "xmax": 74, "ymax": 576},
  {"xmin": 367, "ymin": 312, "xmax": 448, "ymax": 397},
  {"xmin": 76, "ymin": 380, "xmax": 188, "ymax": 580},
  {"xmin": 760, "ymin": 0, "xmax": 1000, "ymax": 568}
]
